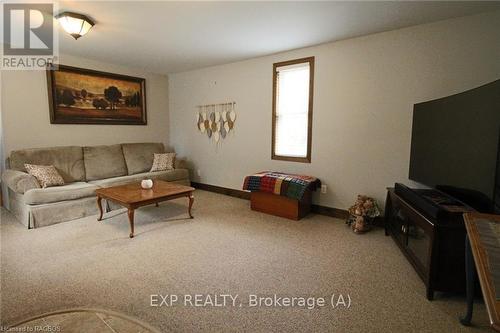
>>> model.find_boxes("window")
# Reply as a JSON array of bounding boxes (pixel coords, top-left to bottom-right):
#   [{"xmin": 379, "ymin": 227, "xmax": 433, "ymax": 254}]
[{"xmin": 272, "ymin": 57, "xmax": 314, "ymax": 163}]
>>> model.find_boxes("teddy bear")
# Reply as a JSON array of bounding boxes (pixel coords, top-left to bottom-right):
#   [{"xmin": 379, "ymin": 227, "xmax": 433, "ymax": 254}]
[{"xmin": 346, "ymin": 195, "xmax": 381, "ymax": 233}]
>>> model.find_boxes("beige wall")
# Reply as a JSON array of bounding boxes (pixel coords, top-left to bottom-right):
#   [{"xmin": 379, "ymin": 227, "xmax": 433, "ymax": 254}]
[
  {"xmin": 1, "ymin": 54, "xmax": 169, "ymax": 156},
  {"xmin": 169, "ymin": 11, "xmax": 500, "ymax": 209}
]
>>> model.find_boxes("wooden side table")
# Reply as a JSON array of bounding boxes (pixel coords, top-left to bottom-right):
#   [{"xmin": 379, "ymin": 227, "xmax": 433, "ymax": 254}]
[{"xmin": 461, "ymin": 212, "xmax": 500, "ymax": 331}]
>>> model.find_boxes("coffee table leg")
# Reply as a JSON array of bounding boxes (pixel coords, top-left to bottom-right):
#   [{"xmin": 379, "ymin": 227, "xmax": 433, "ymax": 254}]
[
  {"xmin": 155, "ymin": 202, "xmax": 159, "ymax": 207},
  {"xmin": 188, "ymin": 194, "xmax": 194, "ymax": 218},
  {"xmin": 97, "ymin": 196, "xmax": 103, "ymax": 221},
  {"xmin": 128, "ymin": 208, "xmax": 135, "ymax": 238}
]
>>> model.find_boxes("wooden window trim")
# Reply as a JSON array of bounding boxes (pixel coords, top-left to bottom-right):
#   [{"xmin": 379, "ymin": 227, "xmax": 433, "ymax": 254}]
[{"xmin": 271, "ymin": 56, "xmax": 314, "ymax": 163}]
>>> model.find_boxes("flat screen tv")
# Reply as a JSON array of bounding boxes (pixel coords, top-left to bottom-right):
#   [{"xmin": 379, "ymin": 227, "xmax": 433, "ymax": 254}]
[{"xmin": 409, "ymin": 79, "xmax": 500, "ymax": 213}]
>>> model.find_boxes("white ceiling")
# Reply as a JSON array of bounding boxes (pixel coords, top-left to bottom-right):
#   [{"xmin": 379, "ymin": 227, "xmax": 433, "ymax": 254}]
[{"xmin": 56, "ymin": 1, "xmax": 500, "ymax": 74}]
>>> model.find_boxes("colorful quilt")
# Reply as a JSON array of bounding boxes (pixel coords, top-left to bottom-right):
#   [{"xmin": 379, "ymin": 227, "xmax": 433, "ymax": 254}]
[{"xmin": 243, "ymin": 171, "xmax": 321, "ymax": 200}]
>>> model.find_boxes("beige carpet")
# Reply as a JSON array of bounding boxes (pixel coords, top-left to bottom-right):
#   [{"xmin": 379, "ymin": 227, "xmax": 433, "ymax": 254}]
[{"xmin": 0, "ymin": 190, "xmax": 491, "ymax": 332}]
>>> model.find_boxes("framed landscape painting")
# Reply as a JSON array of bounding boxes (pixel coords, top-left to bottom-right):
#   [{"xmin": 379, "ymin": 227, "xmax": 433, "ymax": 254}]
[{"xmin": 47, "ymin": 65, "xmax": 147, "ymax": 125}]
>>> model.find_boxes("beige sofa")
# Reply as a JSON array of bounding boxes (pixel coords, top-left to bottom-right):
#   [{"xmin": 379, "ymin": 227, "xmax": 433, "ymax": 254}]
[{"xmin": 2, "ymin": 143, "xmax": 190, "ymax": 228}]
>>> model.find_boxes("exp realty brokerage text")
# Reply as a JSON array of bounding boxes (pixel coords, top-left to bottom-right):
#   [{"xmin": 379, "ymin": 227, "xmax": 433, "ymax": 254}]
[{"xmin": 150, "ymin": 293, "xmax": 351, "ymax": 310}]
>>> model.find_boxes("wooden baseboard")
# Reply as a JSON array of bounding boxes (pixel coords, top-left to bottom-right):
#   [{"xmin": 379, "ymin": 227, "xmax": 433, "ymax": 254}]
[
  {"xmin": 311, "ymin": 204, "xmax": 349, "ymax": 219},
  {"xmin": 191, "ymin": 182, "xmax": 251, "ymax": 200},
  {"xmin": 191, "ymin": 182, "xmax": 349, "ymax": 220}
]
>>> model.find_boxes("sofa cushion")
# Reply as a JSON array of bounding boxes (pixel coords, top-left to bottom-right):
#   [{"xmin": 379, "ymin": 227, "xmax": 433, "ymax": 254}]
[
  {"xmin": 9, "ymin": 146, "xmax": 85, "ymax": 182},
  {"xmin": 83, "ymin": 144, "xmax": 128, "ymax": 181},
  {"xmin": 88, "ymin": 169, "xmax": 189, "ymax": 188},
  {"xmin": 121, "ymin": 142, "xmax": 165, "ymax": 175},
  {"xmin": 24, "ymin": 182, "xmax": 99, "ymax": 205}
]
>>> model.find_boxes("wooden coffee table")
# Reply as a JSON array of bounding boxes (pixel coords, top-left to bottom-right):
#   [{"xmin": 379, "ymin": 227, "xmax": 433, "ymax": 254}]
[{"xmin": 95, "ymin": 180, "xmax": 195, "ymax": 238}]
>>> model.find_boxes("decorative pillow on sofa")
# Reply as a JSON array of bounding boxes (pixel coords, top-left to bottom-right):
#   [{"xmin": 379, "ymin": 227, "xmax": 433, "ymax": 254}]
[
  {"xmin": 150, "ymin": 153, "xmax": 176, "ymax": 172},
  {"xmin": 24, "ymin": 164, "xmax": 65, "ymax": 188}
]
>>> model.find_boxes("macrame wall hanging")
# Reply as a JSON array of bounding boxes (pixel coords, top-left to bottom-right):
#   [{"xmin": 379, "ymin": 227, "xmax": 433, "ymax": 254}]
[{"xmin": 196, "ymin": 102, "xmax": 236, "ymax": 144}]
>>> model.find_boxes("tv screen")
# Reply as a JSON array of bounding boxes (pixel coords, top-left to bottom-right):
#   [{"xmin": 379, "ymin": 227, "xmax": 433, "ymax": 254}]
[{"xmin": 409, "ymin": 79, "xmax": 500, "ymax": 212}]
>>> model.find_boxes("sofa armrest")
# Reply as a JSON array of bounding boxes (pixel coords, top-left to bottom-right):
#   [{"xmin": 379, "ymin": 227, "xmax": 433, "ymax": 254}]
[
  {"xmin": 1, "ymin": 169, "xmax": 40, "ymax": 194},
  {"xmin": 175, "ymin": 158, "xmax": 188, "ymax": 170}
]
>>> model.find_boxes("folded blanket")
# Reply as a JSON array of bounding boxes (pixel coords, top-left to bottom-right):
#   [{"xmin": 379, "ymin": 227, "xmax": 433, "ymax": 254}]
[{"xmin": 243, "ymin": 171, "xmax": 321, "ymax": 200}]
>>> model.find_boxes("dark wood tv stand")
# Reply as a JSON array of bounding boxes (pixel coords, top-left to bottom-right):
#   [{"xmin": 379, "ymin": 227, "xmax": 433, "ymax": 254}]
[{"xmin": 385, "ymin": 188, "xmax": 473, "ymax": 300}]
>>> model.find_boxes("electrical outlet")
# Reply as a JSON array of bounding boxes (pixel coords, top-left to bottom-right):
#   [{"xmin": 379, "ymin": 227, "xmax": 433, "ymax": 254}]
[
  {"xmin": 197, "ymin": 169, "xmax": 201, "ymax": 177},
  {"xmin": 321, "ymin": 185, "xmax": 327, "ymax": 194}
]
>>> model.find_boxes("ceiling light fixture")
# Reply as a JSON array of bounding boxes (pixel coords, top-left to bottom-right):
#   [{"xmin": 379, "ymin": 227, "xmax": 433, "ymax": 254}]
[{"xmin": 56, "ymin": 12, "xmax": 95, "ymax": 40}]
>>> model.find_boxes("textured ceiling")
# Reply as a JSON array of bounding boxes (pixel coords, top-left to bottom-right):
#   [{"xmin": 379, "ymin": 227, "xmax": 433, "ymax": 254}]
[{"xmin": 56, "ymin": 1, "xmax": 500, "ymax": 74}]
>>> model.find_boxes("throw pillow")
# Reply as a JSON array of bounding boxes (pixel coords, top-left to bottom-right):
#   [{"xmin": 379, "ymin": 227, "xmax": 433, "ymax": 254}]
[
  {"xmin": 24, "ymin": 164, "xmax": 65, "ymax": 188},
  {"xmin": 150, "ymin": 153, "xmax": 176, "ymax": 172}
]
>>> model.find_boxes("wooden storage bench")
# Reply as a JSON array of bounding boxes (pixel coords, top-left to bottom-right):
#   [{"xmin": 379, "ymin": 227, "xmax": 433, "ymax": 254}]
[
  {"xmin": 250, "ymin": 190, "xmax": 312, "ymax": 220},
  {"xmin": 243, "ymin": 171, "xmax": 320, "ymax": 220}
]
